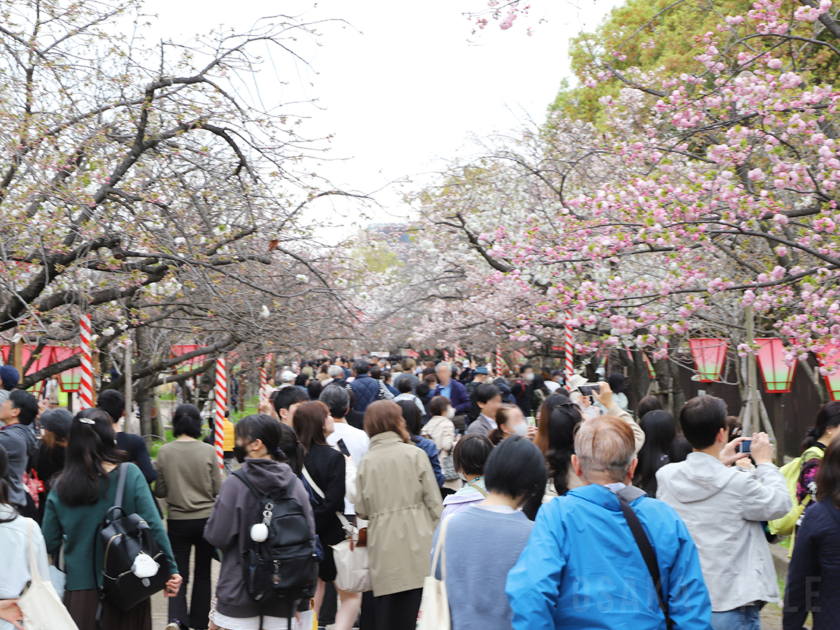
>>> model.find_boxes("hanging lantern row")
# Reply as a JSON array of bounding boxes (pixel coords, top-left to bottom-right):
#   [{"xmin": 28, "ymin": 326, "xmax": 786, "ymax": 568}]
[{"xmin": 0, "ymin": 344, "xmax": 83, "ymax": 393}]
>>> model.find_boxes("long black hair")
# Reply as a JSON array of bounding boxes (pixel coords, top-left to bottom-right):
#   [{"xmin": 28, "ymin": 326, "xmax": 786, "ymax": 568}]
[
  {"xmin": 539, "ymin": 401, "xmax": 580, "ymax": 496},
  {"xmin": 801, "ymin": 401, "xmax": 840, "ymax": 454},
  {"xmin": 634, "ymin": 410, "xmax": 677, "ymax": 496},
  {"xmin": 0, "ymin": 443, "xmax": 16, "ymax": 523},
  {"xmin": 277, "ymin": 422, "xmax": 305, "ymax": 474},
  {"xmin": 55, "ymin": 408, "xmax": 125, "ymax": 507}
]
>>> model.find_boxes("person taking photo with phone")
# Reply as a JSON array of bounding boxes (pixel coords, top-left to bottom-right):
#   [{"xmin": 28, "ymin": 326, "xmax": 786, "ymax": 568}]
[{"xmin": 657, "ymin": 396, "xmax": 791, "ymax": 630}]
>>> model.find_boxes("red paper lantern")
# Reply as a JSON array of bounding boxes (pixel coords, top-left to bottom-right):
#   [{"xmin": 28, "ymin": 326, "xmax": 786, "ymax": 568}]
[
  {"xmin": 755, "ymin": 338, "xmax": 796, "ymax": 393},
  {"xmin": 688, "ymin": 339, "xmax": 728, "ymax": 382},
  {"xmin": 817, "ymin": 343, "xmax": 840, "ymax": 401}
]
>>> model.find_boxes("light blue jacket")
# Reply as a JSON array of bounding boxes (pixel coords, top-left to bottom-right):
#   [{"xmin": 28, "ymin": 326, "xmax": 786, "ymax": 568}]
[{"xmin": 506, "ymin": 484, "xmax": 712, "ymax": 630}]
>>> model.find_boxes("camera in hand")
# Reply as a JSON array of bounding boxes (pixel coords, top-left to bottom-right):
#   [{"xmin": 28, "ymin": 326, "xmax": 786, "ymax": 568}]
[
  {"xmin": 737, "ymin": 439, "xmax": 752, "ymax": 455},
  {"xmin": 578, "ymin": 384, "xmax": 601, "ymax": 397}
]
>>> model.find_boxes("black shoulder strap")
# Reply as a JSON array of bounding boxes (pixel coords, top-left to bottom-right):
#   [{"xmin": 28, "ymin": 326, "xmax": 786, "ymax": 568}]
[
  {"xmin": 232, "ymin": 468, "xmax": 262, "ymax": 499},
  {"xmin": 114, "ymin": 462, "xmax": 128, "ymax": 509},
  {"xmin": 618, "ymin": 496, "xmax": 673, "ymax": 630}
]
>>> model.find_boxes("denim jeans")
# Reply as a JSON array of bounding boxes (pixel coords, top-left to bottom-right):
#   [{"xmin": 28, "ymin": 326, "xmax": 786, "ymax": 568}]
[{"xmin": 711, "ymin": 605, "xmax": 761, "ymax": 630}]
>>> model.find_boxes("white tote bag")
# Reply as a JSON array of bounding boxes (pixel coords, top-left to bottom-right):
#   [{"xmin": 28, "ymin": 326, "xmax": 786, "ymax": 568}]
[
  {"xmin": 303, "ymin": 466, "xmax": 372, "ymax": 593},
  {"xmin": 417, "ymin": 516, "xmax": 452, "ymax": 630},
  {"xmin": 331, "ymin": 533, "xmax": 372, "ymax": 593},
  {"xmin": 18, "ymin": 519, "xmax": 79, "ymax": 630}
]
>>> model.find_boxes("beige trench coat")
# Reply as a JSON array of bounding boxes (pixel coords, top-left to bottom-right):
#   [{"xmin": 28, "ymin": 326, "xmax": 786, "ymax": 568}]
[{"xmin": 355, "ymin": 431, "xmax": 443, "ymax": 596}]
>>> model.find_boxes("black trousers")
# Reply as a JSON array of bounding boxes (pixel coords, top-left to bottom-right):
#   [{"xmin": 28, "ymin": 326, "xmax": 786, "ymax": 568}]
[
  {"xmin": 167, "ymin": 518, "xmax": 215, "ymax": 630},
  {"xmin": 359, "ymin": 588, "xmax": 422, "ymax": 630}
]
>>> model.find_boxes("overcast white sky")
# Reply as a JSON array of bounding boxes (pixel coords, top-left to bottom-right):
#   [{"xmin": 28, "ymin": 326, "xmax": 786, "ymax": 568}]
[{"xmin": 141, "ymin": 0, "xmax": 623, "ymax": 236}]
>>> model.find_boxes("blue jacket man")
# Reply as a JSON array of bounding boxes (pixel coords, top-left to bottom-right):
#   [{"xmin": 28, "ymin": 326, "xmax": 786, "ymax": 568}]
[
  {"xmin": 432, "ymin": 362, "xmax": 471, "ymax": 416},
  {"xmin": 349, "ymin": 360, "xmax": 380, "ymax": 413},
  {"xmin": 506, "ymin": 415, "xmax": 711, "ymax": 630}
]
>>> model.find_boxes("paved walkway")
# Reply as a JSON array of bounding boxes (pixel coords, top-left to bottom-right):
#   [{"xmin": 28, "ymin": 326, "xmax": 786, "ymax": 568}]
[{"xmin": 151, "ymin": 550, "xmax": 219, "ymax": 629}]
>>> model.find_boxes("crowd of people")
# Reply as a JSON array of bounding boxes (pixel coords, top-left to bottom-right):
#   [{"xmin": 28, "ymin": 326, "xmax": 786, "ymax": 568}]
[{"xmin": 0, "ymin": 356, "xmax": 838, "ymax": 630}]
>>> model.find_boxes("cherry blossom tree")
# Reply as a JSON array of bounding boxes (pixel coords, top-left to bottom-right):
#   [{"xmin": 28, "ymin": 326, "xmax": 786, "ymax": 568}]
[
  {"xmin": 380, "ymin": 0, "xmax": 839, "ymax": 414},
  {"xmin": 0, "ymin": 0, "xmax": 361, "ymax": 431}
]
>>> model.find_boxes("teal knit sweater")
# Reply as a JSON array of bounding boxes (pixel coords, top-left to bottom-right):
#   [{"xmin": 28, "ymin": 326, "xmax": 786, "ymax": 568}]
[{"xmin": 41, "ymin": 463, "xmax": 178, "ymax": 591}]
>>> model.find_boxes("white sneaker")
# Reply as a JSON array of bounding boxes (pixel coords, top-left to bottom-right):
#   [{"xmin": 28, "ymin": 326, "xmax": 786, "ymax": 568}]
[{"xmin": 165, "ymin": 624, "xmax": 180, "ymax": 630}]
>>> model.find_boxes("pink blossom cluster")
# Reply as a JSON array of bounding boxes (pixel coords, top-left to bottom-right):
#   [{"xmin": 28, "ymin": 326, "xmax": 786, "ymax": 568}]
[{"xmin": 414, "ymin": 0, "xmax": 840, "ymax": 363}]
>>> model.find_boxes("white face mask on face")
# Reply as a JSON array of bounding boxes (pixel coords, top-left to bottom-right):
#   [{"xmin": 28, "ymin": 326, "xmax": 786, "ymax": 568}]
[
  {"xmin": 523, "ymin": 372, "xmax": 535, "ymax": 382},
  {"xmin": 512, "ymin": 423, "xmax": 529, "ymax": 438},
  {"xmin": 445, "ymin": 407, "xmax": 456, "ymax": 419}
]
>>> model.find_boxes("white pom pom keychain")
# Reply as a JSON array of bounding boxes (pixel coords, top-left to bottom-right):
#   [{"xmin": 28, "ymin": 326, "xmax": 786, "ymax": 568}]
[{"xmin": 250, "ymin": 523, "xmax": 269, "ymax": 542}]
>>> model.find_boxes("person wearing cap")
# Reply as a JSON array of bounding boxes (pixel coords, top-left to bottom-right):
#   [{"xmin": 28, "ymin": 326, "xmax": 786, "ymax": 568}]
[
  {"xmin": 466, "ymin": 366, "xmax": 490, "ymax": 423},
  {"xmin": 278, "ymin": 370, "xmax": 298, "ymax": 388},
  {"xmin": 0, "ymin": 365, "xmax": 20, "ymax": 408},
  {"xmin": 33, "ymin": 408, "xmax": 73, "ymax": 521}
]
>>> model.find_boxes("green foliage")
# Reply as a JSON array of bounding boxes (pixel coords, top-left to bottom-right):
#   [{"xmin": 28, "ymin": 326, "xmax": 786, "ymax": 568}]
[
  {"xmin": 550, "ymin": 0, "xmax": 840, "ymax": 125},
  {"xmin": 350, "ymin": 240, "xmax": 403, "ymax": 274}
]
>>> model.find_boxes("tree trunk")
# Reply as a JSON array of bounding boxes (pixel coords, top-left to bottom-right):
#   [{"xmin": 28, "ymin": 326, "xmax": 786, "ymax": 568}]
[
  {"xmin": 198, "ymin": 363, "xmax": 216, "ymax": 417},
  {"xmin": 134, "ymin": 325, "xmax": 154, "ymax": 439},
  {"xmin": 799, "ymin": 359, "xmax": 829, "ymax": 405},
  {"xmin": 136, "ymin": 376, "xmax": 155, "ymax": 440}
]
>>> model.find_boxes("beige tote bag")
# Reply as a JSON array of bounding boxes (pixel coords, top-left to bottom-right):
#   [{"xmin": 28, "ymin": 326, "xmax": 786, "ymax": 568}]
[{"xmin": 417, "ymin": 515, "xmax": 452, "ymax": 630}]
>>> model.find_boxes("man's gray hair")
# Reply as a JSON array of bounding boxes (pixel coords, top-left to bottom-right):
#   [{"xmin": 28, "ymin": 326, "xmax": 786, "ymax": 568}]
[
  {"xmin": 327, "ymin": 365, "xmax": 344, "ymax": 378},
  {"xmin": 353, "ymin": 359, "xmax": 370, "ymax": 374},
  {"xmin": 435, "ymin": 362, "xmax": 452, "ymax": 373},
  {"xmin": 574, "ymin": 416, "xmax": 636, "ymax": 483},
  {"xmin": 320, "ymin": 385, "xmax": 351, "ymax": 419}
]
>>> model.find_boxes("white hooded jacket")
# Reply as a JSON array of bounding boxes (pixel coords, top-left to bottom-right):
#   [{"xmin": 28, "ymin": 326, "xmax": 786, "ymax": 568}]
[{"xmin": 656, "ymin": 452, "xmax": 791, "ymax": 611}]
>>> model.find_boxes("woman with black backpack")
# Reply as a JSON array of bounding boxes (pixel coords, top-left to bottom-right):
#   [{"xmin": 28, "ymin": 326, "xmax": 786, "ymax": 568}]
[
  {"xmin": 41, "ymin": 408, "xmax": 181, "ymax": 630},
  {"xmin": 204, "ymin": 414, "xmax": 317, "ymax": 630}
]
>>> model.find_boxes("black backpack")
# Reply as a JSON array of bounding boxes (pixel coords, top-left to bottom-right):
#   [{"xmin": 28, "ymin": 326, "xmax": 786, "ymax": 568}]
[
  {"xmin": 232, "ymin": 469, "xmax": 318, "ymax": 606},
  {"xmin": 96, "ymin": 463, "xmax": 168, "ymax": 616}
]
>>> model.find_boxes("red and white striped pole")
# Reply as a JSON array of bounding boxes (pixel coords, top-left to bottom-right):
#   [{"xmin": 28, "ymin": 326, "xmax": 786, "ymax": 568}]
[
  {"xmin": 295, "ymin": 360, "xmax": 301, "ymax": 375},
  {"xmin": 214, "ymin": 358, "xmax": 227, "ymax": 472},
  {"xmin": 259, "ymin": 366, "xmax": 268, "ymax": 405},
  {"xmin": 565, "ymin": 319, "xmax": 574, "ymax": 382},
  {"xmin": 495, "ymin": 344, "xmax": 503, "ymax": 375},
  {"xmin": 443, "ymin": 350, "xmax": 451, "ymax": 364},
  {"xmin": 79, "ymin": 314, "xmax": 94, "ymax": 409}
]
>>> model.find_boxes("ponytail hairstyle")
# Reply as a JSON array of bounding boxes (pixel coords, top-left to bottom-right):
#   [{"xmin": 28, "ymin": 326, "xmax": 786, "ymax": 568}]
[
  {"xmin": 0, "ymin": 443, "xmax": 17, "ymax": 523},
  {"xmin": 801, "ymin": 401, "xmax": 840, "ymax": 454},
  {"xmin": 276, "ymin": 422, "xmax": 306, "ymax": 474},
  {"xmin": 488, "ymin": 405, "xmax": 519, "ymax": 446},
  {"xmin": 235, "ymin": 414, "xmax": 284, "ymax": 461},
  {"xmin": 56, "ymin": 408, "xmax": 125, "ymax": 507}
]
